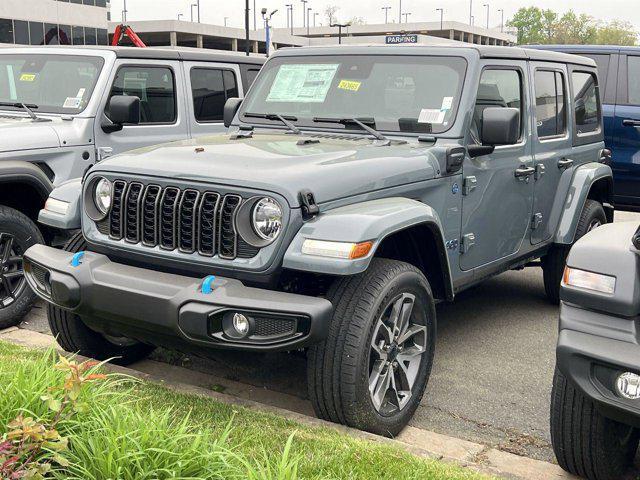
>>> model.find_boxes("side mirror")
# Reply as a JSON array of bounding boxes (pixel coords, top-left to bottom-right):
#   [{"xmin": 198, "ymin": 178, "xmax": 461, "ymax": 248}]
[
  {"xmin": 481, "ymin": 107, "xmax": 520, "ymax": 146},
  {"xmin": 224, "ymin": 97, "xmax": 243, "ymax": 128},
  {"xmin": 101, "ymin": 95, "xmax": 140, "ymax": 133}
]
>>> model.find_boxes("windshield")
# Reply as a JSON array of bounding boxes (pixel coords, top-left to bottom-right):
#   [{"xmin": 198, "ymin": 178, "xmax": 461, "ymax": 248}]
[
  {"xmin": 240, "ymin": 54, "xmax": 467, "ymax": 134},
  {"xmin": 0, "ymin": 54, "xmax": 104, "ymax": 114}
]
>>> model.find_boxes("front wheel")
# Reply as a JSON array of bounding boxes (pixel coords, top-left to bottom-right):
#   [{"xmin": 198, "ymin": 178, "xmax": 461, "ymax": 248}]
[
  {"xmin": 307, "ymin": 258, "xmax": 436, "ymax": 436},
  {"xmin": 47, "ymin": 232, "xmax": 154, "ymax": 365},
  {"xmin": 550, "ymin": 368, "xmax": 639, "ymax": 480},
  {"xmin": 543, "ymin": 199, "xmax": 606, "ymax": 304}
]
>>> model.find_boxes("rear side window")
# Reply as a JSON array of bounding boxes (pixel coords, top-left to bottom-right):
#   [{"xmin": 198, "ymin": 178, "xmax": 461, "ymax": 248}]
[
  {"xmin": 572, "ymin": 71, "xmax": 600, "ymax": 136},
  {"xmin": 107, "ymin": 66, "xmax": 176, "ymax": 124},
  {"xmin": 190, "ymin": 68, "xmax": 238, "ymax": 122},
  {"xmin": 627, "ymin": 56, "xmax": 640, "ymax": 105},
  {"xmin": 534, "ymin": 70, "xmax": 566, "ymax": 139},
  {"xmin": 582, "ymin": 54, "xmax": 610, "ymax": 94}
]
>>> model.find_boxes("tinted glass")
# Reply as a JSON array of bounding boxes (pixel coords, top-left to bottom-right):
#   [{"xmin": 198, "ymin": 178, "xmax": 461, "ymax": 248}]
[
  {"xmin": 535, "ymin": 70, "xmax": 566, "ymax": 138},
  {"xmin": 107, "ymin": 66, "xmax": 176, "ymax": 124},
  {"xmin": 70, "ymin": 0, "xmax": 82, "ymax": 3},
  {"xmin": 85, "ymin": 27, "xmax": 97, "ymax": 45},
  {"xmin": 0, "ymin": 54, "xmax": 104, "ymax": 114},
  {"xmin": 14, "ymin": 20, "xmax": 29, "ymax": 45},
  {"xmin": 223, "ymin": 70, "xmax": 239, "ymax": 98},
  {"xmin": 72, "ymin": 26, "xmax": 85, "ymax": 45},
  {"xmin": 29, "ymin": 22, "xmax": 44, "ymax": 45},
  {"xmin": 95, "ymin": 0, "xmax": 107, "ymax": 6},
  {"xmin": 245, "ymin": 68, "xmax": 261, "ymax": 88},
  {"xmin": 582, "ymin": 54, "xmax": 610, "ymax": 93},
  {"xmin": 0, "ymin": 19, "xmax": 13, "ymax": 44},
  {"xmin": 190, "ymin": 68, "xmax": 239, "ymax": 122},
  {"xmin": 240, "ymin": 55, "xmax": 467, "ymax": 134},
  {"xmin": 628, "ymin": 56, "xmax": 640, "ymax": 106},
  {"xmin": 83, "ymin": 0, "xmax": 95, "ymax": 5},
  {"xmin": 97, "ymin": 28, "xmax": 108, "ymax": 45},
  {"xmin": 58, "ymin": 24, "xmax": 71, "ymax": 45},
  {"xmin": 473, "ymin": 69, "xmax": 522, "ymax": 142},
  {"xmin": 572, "ymin": 71, "xmax": 600, "ymax": 135},
  {"xmin": 44, "ymin": 24, "xmax": 58, "ymax": 45}
]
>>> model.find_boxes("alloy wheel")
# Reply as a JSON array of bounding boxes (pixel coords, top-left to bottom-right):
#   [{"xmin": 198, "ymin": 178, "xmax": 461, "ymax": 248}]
[
  {"xmin": 368, "ymin": 292, "xmax": 427, "ymax": 416},
  {"xmin": 0, "ymin": 233, "xmax": 26, "ymax": 309}
]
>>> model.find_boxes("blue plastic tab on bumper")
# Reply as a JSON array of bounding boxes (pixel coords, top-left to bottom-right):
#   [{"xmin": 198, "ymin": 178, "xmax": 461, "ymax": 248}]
[
  {"xmin": 201, "ymin": 275, "xmax": 216, "ymax": 294},
  {"xmin": 70, "ymin": 251, "xmax": 85, "ymax": 267}
]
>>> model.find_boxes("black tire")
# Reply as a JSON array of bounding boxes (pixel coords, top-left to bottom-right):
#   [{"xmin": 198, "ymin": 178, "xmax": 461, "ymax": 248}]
[
  {"xmin": 307, "ymin": 258, "xmax": 436, "ymax": 436},
  {"xmin": 543, "ymin": 199, "xmax": 606, "ymax": 304},
  {"xmin": 47, "ymin": 232, "xmax": 154, "ymax": 365},
  {"xmin": 550, "ymin": 367, "xmax": 639, "ymax": 480},
  {"xmin": 0, "ymin": 205, "xmax": 44, "ymax": 329}
]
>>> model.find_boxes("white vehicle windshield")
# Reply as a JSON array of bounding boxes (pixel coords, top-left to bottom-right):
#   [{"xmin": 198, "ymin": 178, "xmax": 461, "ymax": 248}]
[
  {"xmin": 240, "ymin": 54, "xmax": 467, "ymax": 134},
  {"xmin": 0, "ymin": 54, "xmax": 104, "ymax": 114}
]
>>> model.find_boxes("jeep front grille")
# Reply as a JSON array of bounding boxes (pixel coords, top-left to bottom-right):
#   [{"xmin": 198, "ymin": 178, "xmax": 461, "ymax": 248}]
[{"xmin": 104, "ymin": 181, "xmax": 259, "ymax": 260}]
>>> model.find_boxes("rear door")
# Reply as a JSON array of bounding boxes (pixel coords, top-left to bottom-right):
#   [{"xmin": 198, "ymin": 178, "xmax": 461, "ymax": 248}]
[
  {"xmin": 530, "ymin": 62, "xmax": 573, "ymax": 244},
  {"xmin": 183, "ymin": 62, "xmax": 243, "ymax": 137},
  {"xmin": 93, "ymin": 59, "xmax": 188, "ymax": 158},
  {"xmin": 612, "ymin": 53, "xmax": 640, "ymax": 206}
]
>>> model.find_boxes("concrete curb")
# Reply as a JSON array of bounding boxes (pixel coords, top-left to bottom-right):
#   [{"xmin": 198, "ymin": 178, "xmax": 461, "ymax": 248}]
[{"xmin": 0, "ymin": 327, "xmax": 578, "ymax": 480}]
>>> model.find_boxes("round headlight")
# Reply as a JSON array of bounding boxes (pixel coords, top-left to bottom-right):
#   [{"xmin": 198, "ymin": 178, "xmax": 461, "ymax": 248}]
[
  {"xmin": 94, "ymin": 178, "xmax": 112, "ymax": 215},
  {"xmin": 252, "ymin": 197, "xmax": 282, "ymax": 242}
]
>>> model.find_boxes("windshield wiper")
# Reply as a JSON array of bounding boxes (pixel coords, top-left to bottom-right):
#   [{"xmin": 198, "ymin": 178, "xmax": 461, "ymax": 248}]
[
  {"xmin": 312, "ymin": 116, "xmax": 391, "ymax": 145},
  {"xmin": 243, "ymin": 112, "xmax": 301, "ymax": 134},
  {"xmin": 0, "ymin": 102, "xmax": 49, "ymax": 122}
]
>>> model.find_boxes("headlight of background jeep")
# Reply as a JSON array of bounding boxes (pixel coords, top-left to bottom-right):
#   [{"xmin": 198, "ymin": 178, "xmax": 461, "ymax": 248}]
[
  {"xmin": 252, "ymin": 197, "xmax": 282, "ymax": 242},
  {"xmin": 94, "ymin": 178, "xmax": 112, "ymax": 215},
  {"xmin": 562, "ymin": 267, "xmax": 616, "ymax": 295}
]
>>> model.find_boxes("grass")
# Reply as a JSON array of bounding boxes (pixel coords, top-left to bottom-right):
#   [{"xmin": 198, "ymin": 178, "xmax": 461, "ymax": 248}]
[{"xmin": 0, "ymin": 340, "xmax": 491, "ymax": 480}]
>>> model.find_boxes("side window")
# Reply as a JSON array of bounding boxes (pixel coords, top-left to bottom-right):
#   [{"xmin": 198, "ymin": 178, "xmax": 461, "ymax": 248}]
[
  {"xmin": 107, "ymin": 66, "xmax": 176, "ymax": 124},
  {"xmin": 627, "ymin": 56, "xmax": 640, "ymax": 106},
  {"xmin": 572, "ymin": 71, "xmax": 600, "ymax": 136},
  {"xmin": 534, "ymin": 70, "xmax": 566, "ymax": 139},
  {"xmin": 473, "ymin": 68, "xmax": 523, "ymax": 142},
  {"xmin": 583, "ymin": 54, "xmax": 610, "ymax": 94},
  {"xmin": 190, "ymin": 68, "xmax": 238, "ymax": 122}
]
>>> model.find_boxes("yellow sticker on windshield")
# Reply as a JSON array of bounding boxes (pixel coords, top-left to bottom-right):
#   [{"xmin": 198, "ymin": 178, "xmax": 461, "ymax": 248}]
[
  {"xmin": 19, "ymin": 73, "xmax": 36, "ymax": 82},
  {"xmin": 338, "ymin": 80, "xmax": 361, "ymax": 92}
]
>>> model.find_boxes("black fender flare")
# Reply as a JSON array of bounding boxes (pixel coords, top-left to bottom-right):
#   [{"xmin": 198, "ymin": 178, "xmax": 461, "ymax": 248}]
[{"xmin": 0, "ymin": 161, "xmax": 54, "ymax": 200}]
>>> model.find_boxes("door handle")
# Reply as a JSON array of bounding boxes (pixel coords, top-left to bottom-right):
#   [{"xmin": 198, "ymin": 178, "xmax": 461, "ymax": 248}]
[
  {"xmin": 514, "ymin": 166, "xmax": 535, "ymax": 179},
  {"xmin": 558, "ymin": 158, "xmax": 574, "ymax": 169},
  {"xmin": 623, "ymin": 119, "xmax": 640, "ymax": 127}
]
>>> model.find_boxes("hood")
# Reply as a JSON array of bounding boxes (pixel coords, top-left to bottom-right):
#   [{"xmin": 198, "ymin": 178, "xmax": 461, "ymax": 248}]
[
  {"xmin": 0, "ymin": 115, "xmax": 94, "ymax": 153},
  {"xmin": 94, "ymin": 133, "xmax": 441, "ymax": 207}
]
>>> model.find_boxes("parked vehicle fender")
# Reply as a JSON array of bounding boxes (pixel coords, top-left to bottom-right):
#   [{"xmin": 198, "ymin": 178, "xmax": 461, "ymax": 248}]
[
  {"xmin": 554, "ymin": 162, "xmax": 614, "ymax": 245},
  {"xmin": 0, "ymin": 160, "xmax": 53, "ymax": 199},
  {"xmin": 283, "ymin": 197, "xmax": 453, "ymax": 297},
  {"xmin": 38, "ymin": 178, "xmax": 83, "ymax": 230}
]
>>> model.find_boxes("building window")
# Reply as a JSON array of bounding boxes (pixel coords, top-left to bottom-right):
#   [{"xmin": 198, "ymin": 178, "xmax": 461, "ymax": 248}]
[
  {"xmin": 14, "ymin": 20, "xmax": 29, "ymax": 45},
  {"xmin": 59, "ymin": 24, "xmax": 71, "ymax": 45},
  {"xmin": 0, "ymin": 19, "xmax": 13, "ymax": 44},
  {"xmin": 70, "ymin": 0, "xmax": 83, "ymax": 3},
  {"xmin": 190, "ymin": 68, "xmax": 239, "ymax": 122},
  {"xmin": 85, "ymin": 27, "xmax": 97, "ymax": 45},
  {"xmin": 97, "ymin": 28, "xmax": 108, "ymax": 45},
  {"xmin": 44, "ymin": 24, "xmax": 59, "ymax": 45},
  {"xmin": 83, "ymin": 0, "xmax": 96, "ymax": 5},
  {"xmin": 572, "ymin": 71, "xmax": 600, "ymax": 136},
  {"xmin": 29, "ymin": 22, "xmax": 44, "ymax": 45},
  {"xmin": 627, "ymin": 56, "xmax": 640, "ymax": 106},
  {"xmin": 95, "ymin": 0, "xmax": 107, "ymax": 6},
  {"xmin": 72, "ymin": 26, "xmax": 85, "ymax": 45},
  {"xmin": 534, "ymin": 70, "xmax": 566, "ymax": 138},
  {"xmin": 107, "ymin": 66, "xmax": 177, "ymax": 124}
]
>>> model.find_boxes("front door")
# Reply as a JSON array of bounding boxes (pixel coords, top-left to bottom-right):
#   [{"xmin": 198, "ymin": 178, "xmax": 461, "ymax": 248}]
[
  {"xmin": 612, "ymin": 54, "xmax": 640, "ymax": 206},
  {"xmin": 460, "ymin": 61, "xmax": 535, "ymax": 271},
  {"xmin": 529, "ymin": 62, "xmax": 573, "ymax": 244},
  {"xmin": 93, "ymin": 59, "xmax": 189, "ymax": 159}
]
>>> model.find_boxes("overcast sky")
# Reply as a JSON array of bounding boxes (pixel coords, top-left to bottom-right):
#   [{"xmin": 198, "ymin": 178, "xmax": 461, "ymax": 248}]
[{"xmin": 109, "ymin": 0, "xmax": 638, "ymax": 31}]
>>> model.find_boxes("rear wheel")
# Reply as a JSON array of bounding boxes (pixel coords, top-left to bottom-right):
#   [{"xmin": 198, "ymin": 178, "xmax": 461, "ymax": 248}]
[
  {"xmin": 543, "ymin": 199, "xmax": 606, "ymax": 304},
  {"xmin": 307, "ymin": 258, "xmax": 436, "ymax": 436},
  {"xmin": 47, "ymin": 232, "xmax": 154, "ymax": 365},
  {"xmin": 550, "ymin": 367, "xmax": 639, "ymax": 480},
  {"xmin": 0, "ymin": 206, "xmax": 44, "ymax": 329}
]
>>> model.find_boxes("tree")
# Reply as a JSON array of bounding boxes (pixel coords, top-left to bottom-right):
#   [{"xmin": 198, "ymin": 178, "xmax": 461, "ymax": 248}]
[
  {"xmin": 324, "ymin": 5, "xmax": 339, "ymax": 25},
  {"xmin": 540, "ymin": 9, "xmax": 558, "ymax": 43},
  {"xmin": 507, "ymin": 7, "xmax": 545, "ymax": 45},
  {"xmin": 596, "ymin": 21, "xmax": 638, "ymax": 46},
  {"xmin": 553, "ymin": 11, "xmax": 598, "ymax": 44},
  {"xmin": 348, "ymin": 16, "xmax": 366, "ymax": 26}
]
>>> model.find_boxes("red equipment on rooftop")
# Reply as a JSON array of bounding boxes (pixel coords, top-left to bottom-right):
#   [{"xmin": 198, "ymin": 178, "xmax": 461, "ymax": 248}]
[{"xmin": 111, "ymin": 24, "xmax": 147, "ymax": 47}]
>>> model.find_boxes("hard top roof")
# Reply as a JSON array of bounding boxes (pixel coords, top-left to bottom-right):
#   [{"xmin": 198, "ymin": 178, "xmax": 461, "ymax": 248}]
[
  {"xmin": 527, "ymin": 44, "xmax": 640, "ymax": 55},
  {"xmin": 0, "ymin": 45, "xmax": 265, "ymax": 65},
  {"xmin": 271, "ymin": 44, "xmax": 597, "ymax": 67}
]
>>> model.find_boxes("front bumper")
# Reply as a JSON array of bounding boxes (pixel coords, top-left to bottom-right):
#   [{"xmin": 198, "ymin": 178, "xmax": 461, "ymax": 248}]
[
  {"xmin": 557, "ymin": 301, "xmax": 640, "ymax": 426},
  {"xmin": 23, "ymin": 244, "xmax": 333, "ymax": 353}
]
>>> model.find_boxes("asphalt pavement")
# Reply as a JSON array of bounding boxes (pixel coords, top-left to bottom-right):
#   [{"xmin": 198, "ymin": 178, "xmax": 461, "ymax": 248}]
[{"xmin": 19, "ymin": 210, "xmax": 640, "ymax": 464}]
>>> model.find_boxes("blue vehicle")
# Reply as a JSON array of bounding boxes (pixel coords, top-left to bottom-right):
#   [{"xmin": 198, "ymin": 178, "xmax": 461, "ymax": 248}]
[{"xmin": 530, "ymin": 45, "xmax": 640, "ymax": 211}]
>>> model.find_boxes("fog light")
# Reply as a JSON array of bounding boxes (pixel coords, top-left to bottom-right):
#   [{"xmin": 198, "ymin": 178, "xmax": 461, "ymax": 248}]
[
  {"xmin": 232, "ymin": 313, "xmax": 250, "ymax": 336},
  {"xmin": 616, "ymin": 372, "xmax": 640, "ymax": 400}
]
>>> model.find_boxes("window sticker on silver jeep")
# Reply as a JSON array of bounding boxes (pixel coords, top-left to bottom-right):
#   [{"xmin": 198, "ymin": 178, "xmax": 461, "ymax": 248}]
[{"xmin": 266, "ymin": 64, "xmax": 339, "ymax": 103}]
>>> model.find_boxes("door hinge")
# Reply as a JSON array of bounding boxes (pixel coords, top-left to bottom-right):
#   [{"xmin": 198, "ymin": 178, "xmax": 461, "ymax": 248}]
[
  {"xmin": 462, "ymin": 176, "xmax": 477, "ymax": 195},
  {"xmin": 531, "ymin": 213, "xmax": 543, "ymax": 230},
  {"xmin": 460, "ymin": 233, "xmax": 476, "ymax": 253},
  {"xmin": 97, "ymin": 147, "xmax": 113, "ymax": 161},
  {"xmin": 535, "ymin": 163, "xmax": 546, "ymax": 181}
]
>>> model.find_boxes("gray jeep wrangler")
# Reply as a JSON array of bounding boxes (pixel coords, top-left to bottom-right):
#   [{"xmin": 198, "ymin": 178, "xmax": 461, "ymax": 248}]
[
  {"xmin": 24, "ymin": 45, "xmax": 613, "ymax": 435},
  {"xmin": 0, "ymin": 46, "xmax": 263, "ymax": 328}
]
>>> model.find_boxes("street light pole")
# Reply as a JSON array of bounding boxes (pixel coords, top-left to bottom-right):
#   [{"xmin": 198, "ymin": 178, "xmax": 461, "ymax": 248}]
[
  {"xmin": 301, "ymin": 0, "xmax": 307, "ymax": 28},
  {"xmin": 330, "ymin": 22, "xmax": 350, "ymax": 44},
  {"xmin": 286, "ymin": 4, "xmax": 293, "ymax": 34},
  {"xmin": 314, "ymin": 12, "xmax": 319, "ymax": 27},
  {"xmin": 497, "ymin": 8, "xmax": 504, "ymax": 32},
  {"xmin": 399, "ymin": 0, "xmax": 402, "ymax": 23},
  {"xmin": 122, "ymin": 0, "xmax": 127, "ymax": 22},
  {"xmin": 307, "ymin": 7, "xmax": 311, "ymax": 37},
  {"xmin": 224, "ymin": 17, "xmax": 229, "ymax": 26},
  {"xmin": 245, "ymin": 0, "xmax": 250, "ymax": 56},
  {"xmin": 469, "ymin": 0, "xmax": 472, "ymax": 26},
  {"xmin": 436, "ymin": 8, "xmax": 443, "ymax": 30},
  {"xmin": 178, "ymin": 13, "xmax": 183, "ymax": 21},
  {"xmin": 402, "ymin": 12, "xmax": 411, "ymax": 23},
  {"xmin": 197, "ymin": 0, "xmax": 200, "ymax": 23},
  {"xmin": 253, "ymin": 0, "xmax": 257, "ymax": 30},
  {"xmin": 190, "ymin": 4, "xmax": 197, "ymax": 22},
  {"xmin": 483, "ymin": 3, "xmax": 489, "ymax": 29},
  {"xmin": 382, "ymin": 6, "xmax": 391, "ymax": 24}
]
